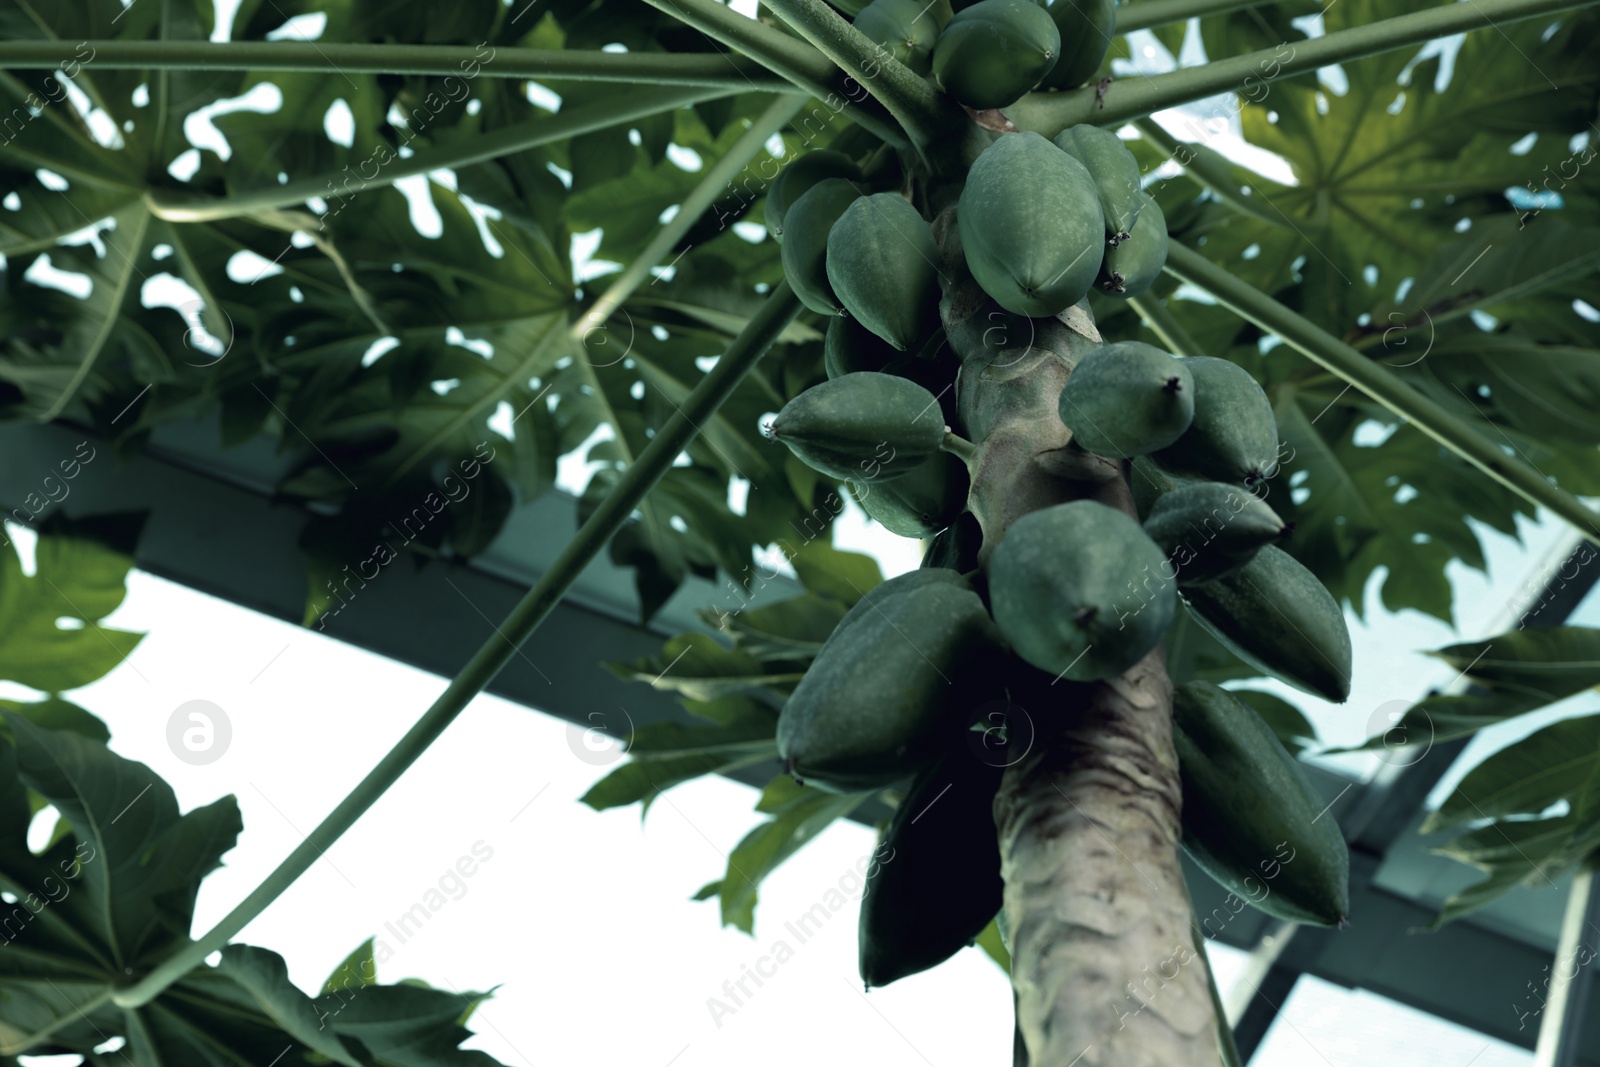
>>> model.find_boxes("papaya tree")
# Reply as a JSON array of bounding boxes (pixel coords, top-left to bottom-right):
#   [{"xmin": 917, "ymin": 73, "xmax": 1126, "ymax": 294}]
[{"xmin": 2, "ymin": 0, "xmax": 1599, "ymax": 1063}]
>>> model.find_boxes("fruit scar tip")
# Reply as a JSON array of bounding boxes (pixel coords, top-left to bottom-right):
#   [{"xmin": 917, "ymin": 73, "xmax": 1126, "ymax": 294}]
[{"xmin": 1162, "ymin": 376, "xmax": 1183, "ymax": 394}]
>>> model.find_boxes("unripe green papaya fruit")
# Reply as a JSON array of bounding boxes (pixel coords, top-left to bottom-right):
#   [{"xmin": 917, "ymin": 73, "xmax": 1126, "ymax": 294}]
[
  {"xmin": 852, "ymin": 0, "xmax": 943, "ymax": 74},
  {"xmin": 768, "ymin": 371, "xmax": 947, "ymax": 482},
  {"xmin": 859, "ymin": 749, "xmax": 1004, "ymax": 987},
  {"xmin": 765, "ymin": 151, "xmax": 862, "ymax": 243},
  {"xmin": 932, "ymin": 0, "xmax": 1060, "ymax": 110},
  {"xmin": 780, "ymin": 178, "xmax": 865, "ymax": 314},
  {"xmin": 764, "ymin": 150, "xmax": 864, "ymax": 241},
  {"xmin": 851, "ymin": 450, "xmax": 970, "ymax": 537},
  {"xmin": 825, "ymin": 313, "xmax": 899, "ymax": 379},
  {"xmin": 1038, "ymin": 0, "xmax": 1115, "ymax": 89},
  {"xmin": 1051, "ymin": 124, "xmax": 1141, "ymax": 241},
  {"xmin": 986, "ymin": 500, "xmax": 1175, "ymax": 681},
  {"xmin": 922, "ymin": 510, "xmax": 983, "ymax": 572},
  {"xmin": 1129, "ymin": 454, "xmax": 1181, "ymax": 520},
  {"xmin": 1098, "ymin": 193, "xmax": 1167, "ymax": 298},
  {"xmin": 1057, "ymin": 341, "xmax": 1193, "ymax": 457},
  {"xmin": 1173, "ymin": 681, "xmax": 1350, "ymax": 926},
  {"xmin": 1183, "ymin": 546, "xmax": 1352, "ymax": 702},
  {"xmin": 957, "ymin": 132, "xmax": 1105, "ymax": 316},
  {"xmin": 778, "ymin": 571, "xmax": 1007, "ymax": 790},
  {"xmin": 826, "ymin": 193, "xmax": 941, "ymax": 352},
  {"xmin": 1152, "ymin": 356, "xmax": 1279, "ymax": 485},
  {"xmin": 1143, "ymin": 481, "xmax": 1286, "ymax": 585}
]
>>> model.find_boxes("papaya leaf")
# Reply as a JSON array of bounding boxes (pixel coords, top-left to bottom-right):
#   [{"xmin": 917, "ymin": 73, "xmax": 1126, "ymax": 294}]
[
  {"xmin": 0, "ymin": 511, "xmax": 146, "ymax": 693},
  {"xmin": 0, "ymin": 718, "xmax": 509, "ymax": 1064},
  {"xmin": 1429, "ymin": 810, "xmax": 1600, "ymax": 927},
  {"xmin": 1208, "ymin": 0, "xmax": 1600, "ymax": 333},
  {"xmin": 1365, "ymin": 216, "xmax": 1600, "ymax": 343},
  {"xmin": 0, "ymin": 698, "xmax": 108, "ymax": 744},
  {"xmin": 322, "ymin": 937, "xmax": 380, "ymax": 996},
  {"xmin": 205, "ymin": 945, "xmax": 366, "ymax": 1067},
  {"xmin": 623, "ymin": 718, "xmax": 776, "ymax": 755},
  {"xmin": 605, "ymin": 633, "xmax": 800, "ymax": 703},
  {"xmin": 580, "ymin": 747, "xmax": 778, "ymax": 814},
  {"xmin": 0, "ymin": 201, "xmax": 150, "ymax": 421},
  {"xmin": 5, "ymin": 713, "xmax": 241, "ymax": 966},
  {"xmin": 1406, "ymin": 332, "xmax": 1600, "ymax": 446},
  {"xmin": 787, "ymin": 539, "xmax": 884, "ymax": 606},
  {"xmin": 1430, "ymin": 626, "xmax": 1600, "ymax": 704},
  {"xmin": 680, "ymin": 694, "xmax": 782, "ymax": 728},
  {"xmin": 717, "ymin": 776, "xmax": 869, "ymax": 933},
  {"xmin": 700, "ymin": 592, "xmax": 849, "ymax": 660},
  {"xmin": 1423, "ymin": 714, "xmax": 1600, "ymax": 833},
  {"xmin": 1335, "ymin": 627, "xmax": 1600, "ymax": 757}
]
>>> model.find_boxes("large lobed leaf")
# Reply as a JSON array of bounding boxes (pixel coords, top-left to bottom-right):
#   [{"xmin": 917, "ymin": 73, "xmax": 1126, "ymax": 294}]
[{"xmin": 0, "ymin": 712, "xmax": 506, "ymax": 1064}]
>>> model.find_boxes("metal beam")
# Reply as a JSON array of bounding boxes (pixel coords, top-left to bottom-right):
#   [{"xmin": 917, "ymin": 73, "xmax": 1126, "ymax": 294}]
[
  {"xmin": 0, "ymin": 418, "xmax": 799, "ymax": 797},
  {"xmin": 1535, "ymin": 862, "xmax": 1600, "ymax": 1067}
]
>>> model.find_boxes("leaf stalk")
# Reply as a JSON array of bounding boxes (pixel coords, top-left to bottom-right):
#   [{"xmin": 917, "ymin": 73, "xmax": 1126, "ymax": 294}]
[
  {"xmin": 1007, "ymin": 0, "xmax": 1597, "ymax": 133},
  {"xmin": 106, "ymin": 282, "xmax": 805, "ymax": 1012},
  {"xmin": 1163, "ymin": 241, "xmax": 1600, "ymax": 547}
]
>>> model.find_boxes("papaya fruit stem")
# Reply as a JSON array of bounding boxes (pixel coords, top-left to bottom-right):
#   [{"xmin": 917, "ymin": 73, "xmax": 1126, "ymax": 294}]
[
  {"xmin": 639, "ymin": 0, "xmax": 912, "ymax": 147},
  {"xmin": 760, "ymin": 0, "xmax": 967, "ymax": 170},
  {"xmin": 941, "ymin": 430, "xmax": 978, "ymax": 465}
]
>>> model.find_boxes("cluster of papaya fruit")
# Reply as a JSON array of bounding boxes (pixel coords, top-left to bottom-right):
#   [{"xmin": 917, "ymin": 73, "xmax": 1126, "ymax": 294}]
[
  {"xmin": 759, "ymin": 105, "xmax": 1351, "ymax": 984},
  {"xmin": 831, "ymin": 0, "xmax": 1117, "ymax": 107}
]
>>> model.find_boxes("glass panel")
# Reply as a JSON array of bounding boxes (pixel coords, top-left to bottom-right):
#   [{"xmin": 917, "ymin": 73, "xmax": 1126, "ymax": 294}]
[{"xmin": 1250, "ymin": 974, "xmax": 1532, "ymax": 1067}]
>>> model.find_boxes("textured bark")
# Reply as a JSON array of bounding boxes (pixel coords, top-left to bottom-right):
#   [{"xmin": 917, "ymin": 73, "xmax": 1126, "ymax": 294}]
[
  {"xmin": 996, "ymin": 652, "xmax": 1215, "ymax": 1067},
  {"xmin": 934, "ymin": 207, "xmax": 1220, "ymax": 1067}
]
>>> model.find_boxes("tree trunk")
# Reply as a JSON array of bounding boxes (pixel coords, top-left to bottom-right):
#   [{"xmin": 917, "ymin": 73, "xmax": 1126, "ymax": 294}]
[{"xmin": 936, "ymin": 209, "xmax": 1221, "ymax": 1067}]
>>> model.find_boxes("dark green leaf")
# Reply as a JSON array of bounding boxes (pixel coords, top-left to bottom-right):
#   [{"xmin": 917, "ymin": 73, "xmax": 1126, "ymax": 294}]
[
  {"xmin": 787, "ymin": 539, "xmax": 883, "ymax": 606},
  {"xmin": 717, "ymin": 776, "xmax": 868, "ymax": 932},
  {"xmin": 1424, "ymin": 714, "xmax": 1600, "ymax": 832}
]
